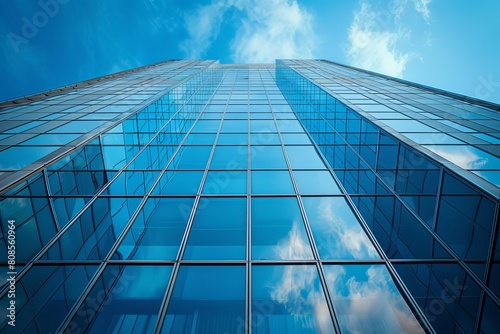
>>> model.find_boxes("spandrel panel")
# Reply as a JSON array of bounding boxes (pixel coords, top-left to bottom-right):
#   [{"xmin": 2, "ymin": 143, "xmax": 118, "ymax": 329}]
[
  {"xmin": 302, "ymin": 196, "xmax": 379, "ymax": 259},
  {"xmin": 252, "ymin": 265, "xmax": 335, "ymax": 333},
  {"xmin": 116, "ymin": 197, "xmax": 194, "ymax": 260},
  {"xmin": 161, "ymin": 265, "xmax": 245, "ymax": 334},
  {"xmin": 184, "ymin": 197, "xmax": 246, "ymax": 260},
  {"xmin": 252, "ymin": 197, "xmax": 313, "ymax": 260},
  {"xmin": 70, "ymin": 265, "xmax": 172, "ymax": 334},
  {"xmin": 324, "ymin": 264, "xmax": 425, "ymax": 334}
]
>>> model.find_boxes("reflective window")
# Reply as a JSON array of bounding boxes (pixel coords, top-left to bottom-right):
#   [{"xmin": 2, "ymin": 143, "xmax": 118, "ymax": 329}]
[
  {"xmin": 0, "ymin": 265, "xmax": 98, "ymax": 334},
  {"xmin": 71, "ymin": 265, "xmax": 172, "ymax": 333},
  {"xmin": 203, "ymin": 170, "xmax": 247, "ymax": 194},
  {"xmin": 250, "ymin": 145, "xmax": 287, "ymax": 168},
  {"xmin": 302, "ymin": 197, "xmax": 379, "ymax": 259},
  {"xmin": 116, "ymin": 198, "xmax": 193, "ymax": 260},
  {"xmin": 324, "ymin": 264, "xmax": 424, "ymax": 333},
  {"xmin": 285, "ymin": 146, "xmax": 326, "ymax": 169},
  {"xmin": 44, "ymin": 197, "xmax": 141, "ymax": 260},
  {"xmin": 161, "ymin": 265, "xmax": 245, "ymax": 333},
  {"xmin": 168, "ymin": 146, "xmax": 211, "ymax": 170},
  {"xmin": 210, "ymin": 146, "xmax": 248, "ymax": 170},
  {"xmin": 252, "ymin": 197, "xmax": 313, "ymax": 260},
  {"xmin": 252, "ymin": 265, "xmax": 334, "ymax": 333},
  {"xmin": 251, "ymin": 171, "xmax": 294, "ymax": 194},
  {"xmin": 293, "ymin": 170, "xmax": 341, "ymax": 195},
  {"xmin": 153, "ymin": 171, "xmax": 203, "ymax": 194},
  {"xmin": 184, "ymin": 197, "xmax": 246, "ymax": 259},
  {"xmin": 105, "ymin": 171, "xmax": 159, "ymax": 195}
]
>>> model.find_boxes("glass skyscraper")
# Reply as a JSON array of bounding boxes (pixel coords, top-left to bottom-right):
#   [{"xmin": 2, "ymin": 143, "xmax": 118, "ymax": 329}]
[{"xmin": 0, "ymin": 59, "xmax": 499, "ymax": 333}]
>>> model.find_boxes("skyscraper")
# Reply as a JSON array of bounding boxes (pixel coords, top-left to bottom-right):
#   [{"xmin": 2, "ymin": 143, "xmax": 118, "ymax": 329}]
[{"xmin": 0, "ymin": 59, "xmax": 498, "ymax": 333}]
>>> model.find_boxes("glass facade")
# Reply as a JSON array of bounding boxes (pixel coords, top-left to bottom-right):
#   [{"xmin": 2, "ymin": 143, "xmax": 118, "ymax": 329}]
[{"xmin": 0, "ymin": 59, "xmax": 498, "ymax": 333}]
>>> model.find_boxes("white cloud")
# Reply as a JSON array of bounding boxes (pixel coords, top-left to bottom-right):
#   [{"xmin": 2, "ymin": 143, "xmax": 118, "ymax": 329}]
[
  {"xmin": 346, "ymin": 2, "xmax": 411, "ymax": 78},
  {"xmin": 179, "ymin": 0, "xmax": 317, "ymax": 63},
  {"xmin": 230, "ymin": 0, "xmax": 316, "ymax": 63},
  {"xmin": 413, "ymin": 0, "xmax": 431, "ymax": 23},
  {"xmin": 179, "ymin": 0, "xmax": 232, "ymax": 59}
]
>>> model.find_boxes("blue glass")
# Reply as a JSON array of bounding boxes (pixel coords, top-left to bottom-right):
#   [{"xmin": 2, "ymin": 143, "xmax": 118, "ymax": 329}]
[
  {"xmin": 105, "ymin": 171, "xmax": 159, "ymax": 195},
  {"xmin": 276, "ymin": 119, "xmax": 304, "ymax": 132},
  {"xmin": 0, "ymin": 146, "xmax": 59, "ymax": 169},
  {"xmin": 191, "ymin": 119, "xmax": 221, "ymax": 132},
  {"xmin": 116, "ymin": 198, "xmax": 194, "ymax": 260},
  {"xmin": 71, "ymin": 265, "xmax": 172, "ymax": 333},
  {"xmin": 281, "ymin": 133, "xmax": 312, "ymax": 144},
  {"xmin": 324, "ymin": 264, "xmax": 424, "ymax": 333},
  {"xmin": 168, "ymin": 146, "xmax": 211, "ymax": 170},
  {"xmin": 217, "ymin": 133, "xmax": 248, "ymax": 145},
  {"xmin": 285, "ymin": 146, "xmax": 326, "ymax": 169},
  {"xmin": 0, "ymin": 265, "xmax": 98, "ymax": 334},
  {"xmin": 250, "ymin": 145, "xmax": 287, "ymax": 168},
  {"xmin": 203, "ymin": 170, "xmax": 247, "ymax": 194},
  {"xmin": 381, "ymin": 119, "xmax": 438, "ymax": 133},
  {"xmin": 394, "ymin": 262, "xmax": 482, "ymax": 333},
  {"xmin": 423, "ymin": 145, "xmax": 500, "ymax": 171},
  {"xmin": 250, "ymin": 120, "xmax": 277, "ymax": 132},
  {"xmin": 252, "ymin": 197, "xmax": 313, "ymax": 260},
  {"xmin": 184, "ymin": 197, "xmax": 246, "ymax": 259},
  {"xmin": 210, "ymin": 146, "xmax": 248, "ymax": 170},
  {"xmin": 153, "ymin": 171, "xmax": 204, "ymax": 194},
  {"xmin": 293, "ymin": 170, "xmax": 341, "ymax": 195},
  {"xmin": 220, "ymin": 120, "xmax": 248, "ymax": 132},
  {"xmin": 43, "ymin": 197, "xmax": 141, "ymax": 260},
  {"xmin": 52, "ymin": 196, "xmax": 92, "ymax": 227},
  {"xmin": 183, "ymin": 133, "xmax": 217, "ymax": 144},
  {"xmin": 302, "ymin": 197, "xmax": 379, "ymax": 259},
  {"xmin": 403, "ymin": 132, "xmax": 464, "ymax": 144},
  {"xmin": 252, "ymin": 265, "xmax": 334, "ymax": 333},
  {"xmin": 161, "ymin": 265, "xmax": 245, "ymax": 333},
  {"xmin": 250, "ymin": 132, "xmax": 281, "ymax": 144},
  {"xmin": 251, "ymin": 171, "xmax": 295, "ymax": 194}
]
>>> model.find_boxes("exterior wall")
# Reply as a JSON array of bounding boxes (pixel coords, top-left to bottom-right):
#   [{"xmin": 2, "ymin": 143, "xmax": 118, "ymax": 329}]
[{"xmin": 0, "ymin": 60, "xmax": 498, "ymax": 333}]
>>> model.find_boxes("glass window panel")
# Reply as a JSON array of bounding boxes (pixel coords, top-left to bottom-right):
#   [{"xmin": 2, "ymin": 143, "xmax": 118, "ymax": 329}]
[
  {"xmin": 294, "ymin": 170, "xmax": 341, "ymax": 195},
  {"xmin": 105, "ymin": 171, "xmax": 159, "ymax": 195},
  {"xmin": 275, "ymin": 119, "xmax": 304, "ymax": 132},
  {"xmin": 380, "ymin": 119, "xmax": 438, "ymax": 133},
  {"xmin": 220, "ymin": 120, "xmax": 248, "ymax": 132},
  {"xmin": 403, "ymin": 132, "xmax": 464, "ymax": 145},
  {"xmin": 217, "ymin": 133, "xmax": 248, "ymax": 145},
  {"xmin": 324, "ymin": 264, "xmax": 424, "ymax": 333},
  {"xmin": 423, "ymin": 145, "xmax": 500, "ymax": 170},
  {"xmin": 251, "ymin": 171, "xmax": 294, "ymax": 194},
  {"xmin": 0, "ymin": 146, "xmax": 59, "ymax": 169},
  {"xmin": 161, "ymin": 265, "xmax": 245, "ymax": 334},
  {"xmin": 44, "ymin": 197, "xmax": 141, "ymax": 260},
  {"xmin": 0, "ymin": 265, "xmax": 98, "ymax": 334},
  {"xmin": 252, "ymin": 197, "xmax": 313, "ymax": 260},
  {"xmin": 250, "ymin": 120, "xmax": 277, "ymax": 132},
  {"xmin": 281, "ymin": 133, "xmax": 312, "ymax": 144},
  {"xmin": 184, "ymin": 197, "xmax": 246, "ymax": 259},
  {"xmin": 191, "ymin": 119, "xmax": 221, "ymax": 132},
  {"xmin": 71, "ymin": 265, "xmax": 172, "ymax": 334},
  {"xmin": 116, "ymin": 197, "xmax": 194, "ymax": 260},
  {"xmin": 153, "ymin": 171, "xmax": 203, "ymax": 195},
  {"xmin": 250, "ymin": 132, "xmax": 281, "ymax": 145},
  {"xmin": 285, "ymin": 146, "xmax": 326, "ymax": 169},
  {"xmin": 203, "ymin": 170, "xmax": 247, "ymax": 194},
  {"xmin": 302, "ymin": 197, "xmax": 379, "ymax": 259},
  {"xmin": 183, "ymin": 133, "xmax": 217, "ymax": 145},
  {"xmin": 250, "ymin": 145, "xmax": 287, "ymax": 169},
  {"xmin": 210, "ymin": 145, "xmax": 248, "ymax": 170},
  {"xmin": 252, "ymin": 265, "xmax": 334, "ymax": 333},
  {"xmin": 168, "ymin": 146, "xmax": 211, "ymax": 170}
]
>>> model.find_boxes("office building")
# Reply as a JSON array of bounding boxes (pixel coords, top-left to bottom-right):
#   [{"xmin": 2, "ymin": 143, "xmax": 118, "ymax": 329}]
[{"xmin": 0, "ymin": 59, "xmax": 499, "ymax": 333}]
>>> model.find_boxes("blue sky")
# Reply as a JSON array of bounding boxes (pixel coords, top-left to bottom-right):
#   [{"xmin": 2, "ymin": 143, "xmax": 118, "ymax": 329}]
[{"xmin": 1, "ymin": 0, "xmax": 499, "ymax": 103}]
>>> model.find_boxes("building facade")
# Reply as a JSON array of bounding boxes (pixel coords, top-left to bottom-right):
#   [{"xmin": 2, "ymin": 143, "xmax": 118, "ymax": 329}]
[{"xmin": 0, "ymin": 59, "xmax": 499, "ymax": 333}]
